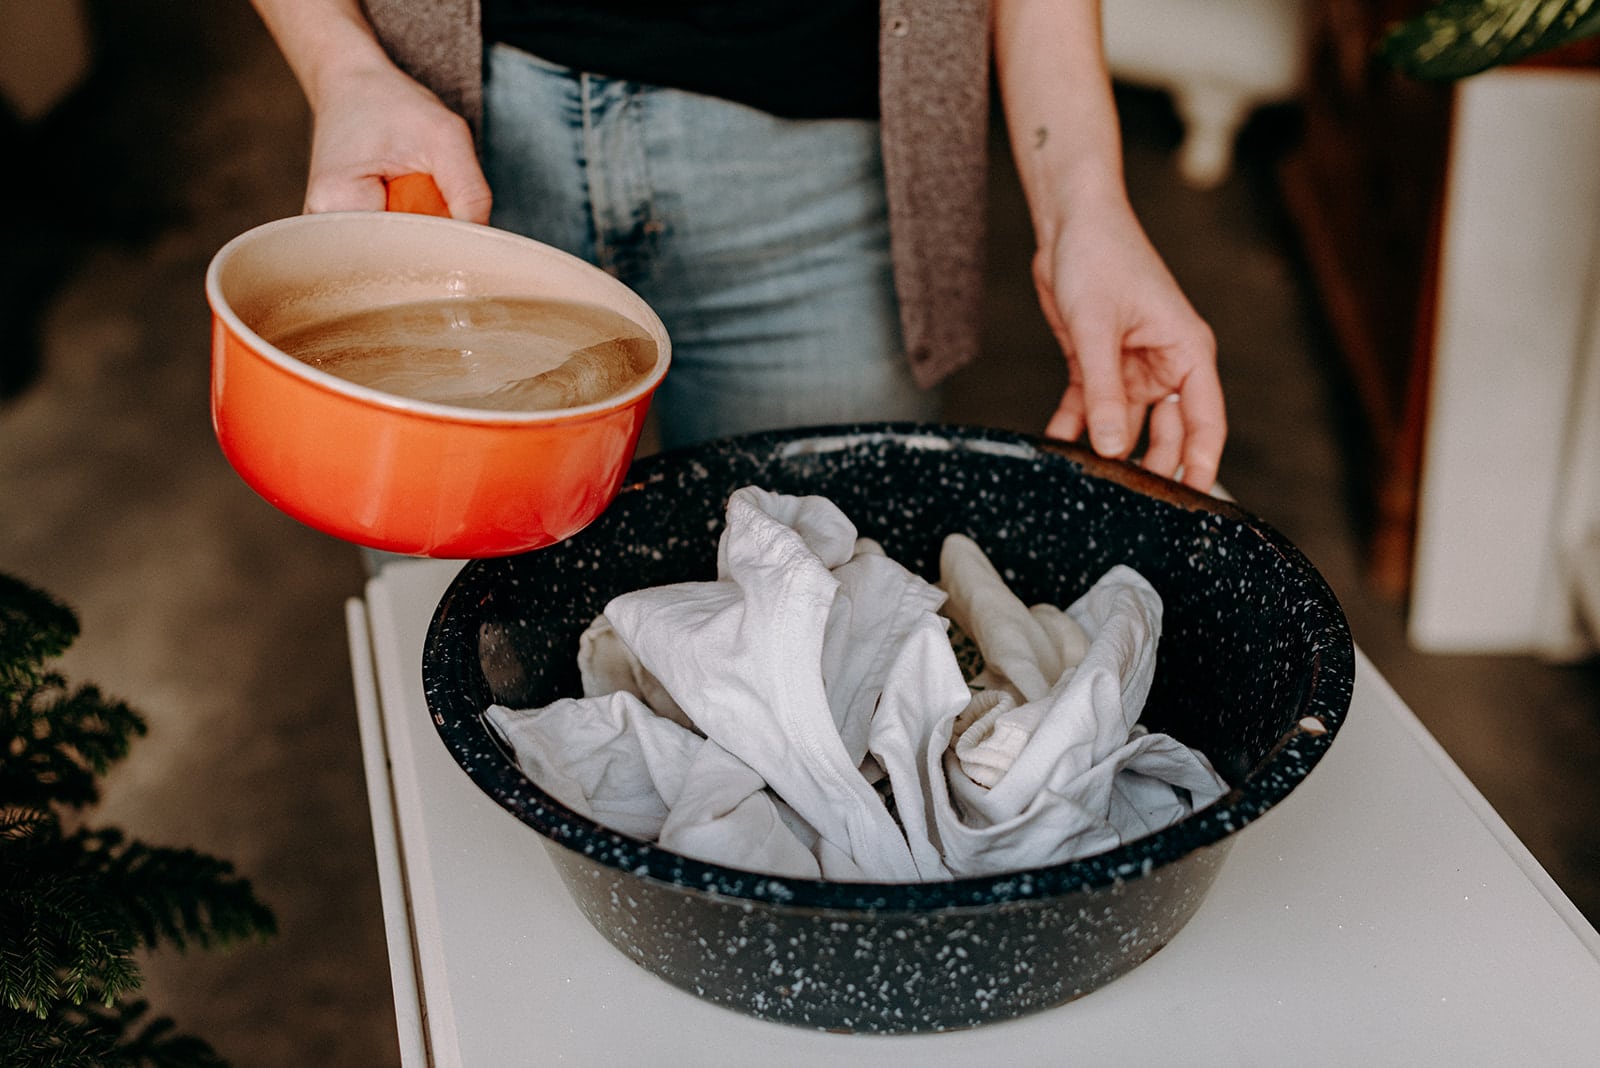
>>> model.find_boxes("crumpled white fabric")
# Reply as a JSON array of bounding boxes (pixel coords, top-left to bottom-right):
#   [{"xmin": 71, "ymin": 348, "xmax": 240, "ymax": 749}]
[{"xmin": 484, "ymin": 486, "xmax": 1228, "ymax": 882}]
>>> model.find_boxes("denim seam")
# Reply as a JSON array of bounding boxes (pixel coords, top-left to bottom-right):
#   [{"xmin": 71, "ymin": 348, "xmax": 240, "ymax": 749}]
[{"xmin": 578, "ymin": 71, "xmax": 611, "ymax": 275}]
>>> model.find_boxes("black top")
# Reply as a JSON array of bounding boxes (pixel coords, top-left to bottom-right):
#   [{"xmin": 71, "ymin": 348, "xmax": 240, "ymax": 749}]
[{"xmin": 481, "ymin": 0, "xmax": 880, "ymax": 119}]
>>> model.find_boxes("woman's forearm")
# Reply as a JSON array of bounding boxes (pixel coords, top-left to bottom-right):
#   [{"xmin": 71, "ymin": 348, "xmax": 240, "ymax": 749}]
[
  {"xmin": 991, "ymin": 0, "xmax": 1225, "ymax": 489},
  {"xmin": 249, "ymin": 0, "xmax": 399, "ymax": 114},
  {"xmin": 992, "ymin": 0, "xmax": 1128, "ymax": 239}
]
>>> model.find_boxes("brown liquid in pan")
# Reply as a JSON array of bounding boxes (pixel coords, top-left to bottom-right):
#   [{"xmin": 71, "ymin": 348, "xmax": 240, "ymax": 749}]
[{"xmin": 269, "ymin": 296, "xmax": 658, "ymax": 412}]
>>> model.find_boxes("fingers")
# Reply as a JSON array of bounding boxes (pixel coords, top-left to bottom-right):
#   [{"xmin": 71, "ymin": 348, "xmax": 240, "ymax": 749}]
[
  {"xmin": 1141, "ymin": 392, "xmax": 1185, "ymax": 478},
  {"xmin": 299, "ymin": 72, "xmax": 489, "ymax": 222},
  {"xmin": 1043, "ymin": 322, "xmax": 1226, "ymax": 492},
  {"xmin": 1063, "ymin": 314, "xmax": 1136, "ymax": 460},
  {"xmin": 1030, "ymin": 221, "xmax": 1226, "ymax": 491},
  {"xmin": 1045, "ymin": 387, "xmax": 1085, "ymax": 441},
  {"xmin": 1174, "ymin": 368, "xmax": 1227, "ymax": 492},
  {"xmin": 304, "ymin": 164, "xmax": 490, "ymax": 223},
  {"xmin": 1034, "ymin": 261, "xmax": 1088, "ymax": 444},
  {"xmin": 303, "ymin": 173, "xmax": 388, "ymax": 214},
  {"xmin": 1053, "ymin": 382, "xmax": 1224, "ymax": 493},
  {"xmin": 1035, "ymin": 263, "xmax": 1134, "ymax": 457}
]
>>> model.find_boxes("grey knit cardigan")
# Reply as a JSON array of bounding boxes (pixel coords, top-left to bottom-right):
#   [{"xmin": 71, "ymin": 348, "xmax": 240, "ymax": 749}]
[{"xmin": 362, "ymin": 0, "xmax": 992, "ymax": 388}]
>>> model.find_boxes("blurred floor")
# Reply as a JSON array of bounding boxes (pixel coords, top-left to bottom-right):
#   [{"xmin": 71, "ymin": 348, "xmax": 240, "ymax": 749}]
[{"xmin": 1, "ymin": 3, "xmax": 1597, "ymax": 1066}]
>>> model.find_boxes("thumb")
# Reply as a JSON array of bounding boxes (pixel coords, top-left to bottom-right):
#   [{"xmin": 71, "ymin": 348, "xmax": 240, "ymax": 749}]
[{"xmin": 430, "ymin": 158, "xmax": 494, "ymax": 224}]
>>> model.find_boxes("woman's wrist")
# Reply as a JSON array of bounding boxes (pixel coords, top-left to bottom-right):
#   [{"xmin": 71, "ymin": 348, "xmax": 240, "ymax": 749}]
[{"xmin": 251, "ymin": 0, "xmax": 400, "ymax": 114}]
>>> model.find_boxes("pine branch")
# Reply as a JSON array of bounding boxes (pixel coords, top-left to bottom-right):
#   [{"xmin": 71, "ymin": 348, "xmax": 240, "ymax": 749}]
[
  {"xmin": 1, "ymin": 571, "xmax": 272, "ymax": 1066},
  {"xmin": 1, "ymin": 812, "xmax": 140, "ymax": 1017},
  {"xmin": 2, "ymin": 681, "xmax": 147, "ymax": 810},
  {"xmin": 0, "ymin": 875, "xmax": 142, "ymax": 1017},
  {"xmin": 2, "ymin": 820, "xmax": 274, "ymax": 1018},
  {"xmin": 0, "ymin": 1005, "xmax": 122, "ymax": 1067},
  {"xmin": 0, "ymin": 577, "xmax": 78, "ymax": 699},
  {"xmin": 74, "ymin": 829, "xmax": 278, "ymax": 952},
  {"xmin": 0, "ymin": 805, "xmax": 50, "ymax": 842},
  {"xmin": 0, "ymin": 999, "xmax": 229, "ymax": 1068},
  {"xmin": 2, "ymin": 572, "xmax": 147, "ymax": 812},
  {"xmin": 77, "ymin": 999, "xmax": 230, "ymax": 1068}
]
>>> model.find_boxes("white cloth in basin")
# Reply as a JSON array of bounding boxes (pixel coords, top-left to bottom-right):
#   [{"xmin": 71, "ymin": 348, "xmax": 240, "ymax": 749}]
[{"xmin": 485, "ymin": 486, "xmax": 1228, "ymax": 882}]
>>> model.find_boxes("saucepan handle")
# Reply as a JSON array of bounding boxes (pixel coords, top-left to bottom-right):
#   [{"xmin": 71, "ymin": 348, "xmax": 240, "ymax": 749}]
[{"xmin": 385, "ymin": 173, "xmax": 451, "ymax": 217}]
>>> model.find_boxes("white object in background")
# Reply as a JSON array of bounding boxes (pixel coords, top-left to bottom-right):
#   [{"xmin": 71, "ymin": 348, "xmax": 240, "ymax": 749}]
[
  {"xmin": 1410, "ymin": 68, "xmax": 1600, "ymax": 656},
  {"xmin": 1554, "ymin": 219, "xmax": 1600, "ymax": 650},
  {"xmin": 1102, "ymin": 0, "xmax": 1311, "ymax": 188},
  {"xmin": 0, "ymin": 1, "xmax": 93, "ymax": 122},
  {"xmin": 1572, "ymin": 528, "xmax": 1600, "ymax": 648}
]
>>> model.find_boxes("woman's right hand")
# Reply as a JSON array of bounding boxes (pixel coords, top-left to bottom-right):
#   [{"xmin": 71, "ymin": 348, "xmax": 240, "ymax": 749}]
[
  {"xmin": 303, "ymin": 61, "xmax": 492, "ymax": 223},
  {"xmin": 249, "ymin": 0, "xmax": 492, "ymax": 223}
]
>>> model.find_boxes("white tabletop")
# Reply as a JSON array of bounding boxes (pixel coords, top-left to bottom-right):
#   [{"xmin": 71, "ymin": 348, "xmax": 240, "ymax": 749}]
[{"xmin": 348, "ymin": 559, "xmax": 1600, "ymax": 1067}]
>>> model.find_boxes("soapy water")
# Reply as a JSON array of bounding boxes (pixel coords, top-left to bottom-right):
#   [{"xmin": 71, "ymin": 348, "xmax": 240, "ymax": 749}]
[{"xmin": 268, "ymin": 295, "xmax": 658, "ymax": 412}]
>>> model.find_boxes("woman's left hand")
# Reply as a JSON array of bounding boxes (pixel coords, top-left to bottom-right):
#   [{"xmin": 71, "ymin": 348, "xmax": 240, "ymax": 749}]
[
  {"xmin": 992, "ymin": 0, "xmax": 1226, "ymax": 493},
  {"xmin": 1033, "ymin": 197, "xmax": 1226, "ymax": 492}
]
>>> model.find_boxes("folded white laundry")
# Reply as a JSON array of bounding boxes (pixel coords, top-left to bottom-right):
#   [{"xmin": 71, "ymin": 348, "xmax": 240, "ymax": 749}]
[
  {"xmin": 577, "ymin": 615, "xmax": 691, "ymax": 731},
  {"xmin": 600, "ymin": 487, "xmax": 942, "ymax": 881},
  {"xmin": 484, "ymin": 486, "xmax": 1228, "ymax": 883},
  {"xmin": 487, "ymin": 689, "xmax": 829, "ymax": 878},
  {"xmin": 939, "ymin": 532, "xmax": 1091, "ymax": 706},
  {"xmin": 927, "ymin": 556, "xmax": 1226, "ymax": 875}
]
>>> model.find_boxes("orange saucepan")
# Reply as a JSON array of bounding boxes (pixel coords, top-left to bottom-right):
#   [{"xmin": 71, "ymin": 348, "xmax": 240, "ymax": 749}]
[{"xmin": 205, "ymin": 180, "xmax": 670, "ymax": 558}]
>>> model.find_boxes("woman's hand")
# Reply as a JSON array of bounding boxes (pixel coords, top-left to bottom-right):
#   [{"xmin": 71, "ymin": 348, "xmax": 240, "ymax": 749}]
[
  {"xmin": 994, "ymin": 0, "xmax": 1227, "ymax": 492},
  {"xmin": 1033, "ymin": 197, "xmax": 1225, "ymax": 490},
  {"xmin": 250, "ymin": 0, "xmax": 492, "ymax": 223},
  {"xmin": 303, "ymin": 60, "xmax": 492, "ymax": 222}
]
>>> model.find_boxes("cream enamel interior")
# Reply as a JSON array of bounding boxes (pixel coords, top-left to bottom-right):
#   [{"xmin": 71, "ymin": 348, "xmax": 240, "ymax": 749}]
[{"xmin": 206, "ymin": 212, "xmax": 671, "ymax": 423}]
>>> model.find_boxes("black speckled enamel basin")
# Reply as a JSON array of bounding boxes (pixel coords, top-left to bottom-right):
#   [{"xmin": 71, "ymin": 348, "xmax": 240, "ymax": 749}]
[{"xmin": 422, "ymin": 423, "xmax": 1353, "ymax": 1033}]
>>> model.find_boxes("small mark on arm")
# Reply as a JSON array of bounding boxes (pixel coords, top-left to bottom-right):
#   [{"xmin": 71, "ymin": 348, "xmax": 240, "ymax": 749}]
[{"xmin": 1033, "ymin": 125, "xmax": 1048, "ymax": 150}]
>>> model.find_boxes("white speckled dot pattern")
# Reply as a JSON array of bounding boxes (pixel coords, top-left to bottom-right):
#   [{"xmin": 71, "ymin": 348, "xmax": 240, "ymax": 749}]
[{"xmin": 422, "ymin": 422, "xmax": 1354, "ymax": 1033}]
